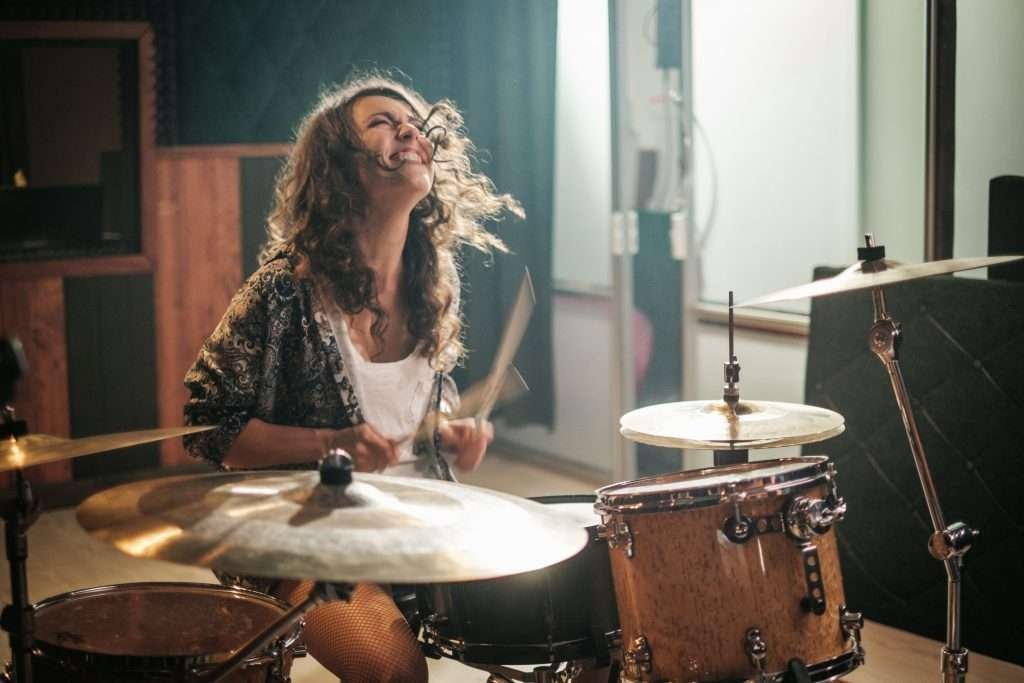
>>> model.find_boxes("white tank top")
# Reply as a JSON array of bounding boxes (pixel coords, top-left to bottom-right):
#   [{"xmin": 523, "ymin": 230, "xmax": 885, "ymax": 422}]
[{"xmin": 321, "ymin": 302, "xmax": 437, "ymax": 478}]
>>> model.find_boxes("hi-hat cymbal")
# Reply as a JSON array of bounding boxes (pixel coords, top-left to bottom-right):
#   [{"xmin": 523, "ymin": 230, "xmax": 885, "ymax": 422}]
[
  {"xmin": 736, "ymin": 255, "xmax": 1023, "ymax": 308},
  {"xmin": 620, "ymin": 400, "xmax": 845, "ymax": 450},
  {"xmin": 0, "ymin": 426, "xmax": 215, "ymax": 473},
  {"xmin": 77, "ymin": 470, "xmax": 588, "ymax": 584}
]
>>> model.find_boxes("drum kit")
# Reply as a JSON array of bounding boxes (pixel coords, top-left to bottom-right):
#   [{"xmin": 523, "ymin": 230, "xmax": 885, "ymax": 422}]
[{"xmin": 0, "ymin": 238, "xmax": 1020, "ymax": 682}]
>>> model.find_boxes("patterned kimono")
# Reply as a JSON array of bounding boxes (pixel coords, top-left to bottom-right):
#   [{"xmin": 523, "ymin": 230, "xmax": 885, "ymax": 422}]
[{"xmin": 183, "ymin": 247, "xmax": 456, "ymax": 478}]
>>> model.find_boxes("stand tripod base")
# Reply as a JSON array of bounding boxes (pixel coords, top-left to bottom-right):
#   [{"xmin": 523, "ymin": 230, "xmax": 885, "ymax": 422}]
[{"xmin": 941, "ymin": 647, "xmax": 969, "ymax": 683}]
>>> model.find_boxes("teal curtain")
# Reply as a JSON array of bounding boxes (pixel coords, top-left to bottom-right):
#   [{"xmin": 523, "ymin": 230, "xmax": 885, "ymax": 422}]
[{"xmin": 445, "ymin": 1, "xmax": 557, "ymax": 428}]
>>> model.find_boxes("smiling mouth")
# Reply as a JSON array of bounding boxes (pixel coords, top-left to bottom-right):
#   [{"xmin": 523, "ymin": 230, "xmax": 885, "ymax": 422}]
[{"xmin": 391, "ymin": 150, "xmax": 426, "ymax": 164}]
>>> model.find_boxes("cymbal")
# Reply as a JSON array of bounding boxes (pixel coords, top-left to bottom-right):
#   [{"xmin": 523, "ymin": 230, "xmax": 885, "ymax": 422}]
[
  {"xmin": 736, "ymin": 255, "xmax": 1024, "ymax": 308},
  {"xmin": 0, "ymin": 426, "xmax": 215, "ymax": 473},
  {"xmin": 620, "ymin": 399, "xmax": 845, "ymax": 450},
  {"xmin": 77, "ymin": 470, "xmax": 589, "ymax": 584}
]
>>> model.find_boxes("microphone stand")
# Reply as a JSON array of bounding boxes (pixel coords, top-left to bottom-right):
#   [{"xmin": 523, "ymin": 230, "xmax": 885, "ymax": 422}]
[{"xmin": 860, "ymin": 236, "xmax": 974, "ymax": 682}]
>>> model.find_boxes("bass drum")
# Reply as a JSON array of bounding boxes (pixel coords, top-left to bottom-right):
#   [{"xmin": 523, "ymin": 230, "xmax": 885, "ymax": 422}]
[
  {"xmin": 418, "ymin": 494, "xmax": 619, "ymax": 665},
  {"xmin": 597, "ymin": 457, "xmax": 865, "ymax": 682},
  {"xmin": 28, "ymin": 582, "xmax": 304, "ymax": 682}
]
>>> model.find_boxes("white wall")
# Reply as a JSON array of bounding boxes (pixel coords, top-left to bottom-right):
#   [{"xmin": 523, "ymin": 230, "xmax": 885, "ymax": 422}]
[
  {"xmin": 497, "ymin": 295, "xmax": 615, "ymax": 473},
  {"xmin": 860, "ymin": 1, "xmax": 1024, "ymax": 268},
  {"xmin": 552, "ymin": 0, "xmax": 613, "ymax": 289},
  {"xmin": 861, "ymin": 0, "xmax": 926, "ymax": 263},
  {"xmin": 955, "ymin": 0, "xmax": 1024, "ymax": 260},
  {"xmin": 691, "ymin": 0, "xmax": 860, "ymax": 314}
]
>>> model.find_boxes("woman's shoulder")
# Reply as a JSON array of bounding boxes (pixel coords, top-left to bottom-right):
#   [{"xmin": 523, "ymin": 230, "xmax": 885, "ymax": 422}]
[{"xmin": 244, "ymin": 249, "xmax": 306, "ymax": 301}]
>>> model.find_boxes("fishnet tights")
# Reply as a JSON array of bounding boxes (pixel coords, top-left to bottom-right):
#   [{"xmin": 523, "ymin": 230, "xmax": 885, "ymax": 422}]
[{"xmin": 274, "ymin": 581, "xmax": 427, "ymax": 683}]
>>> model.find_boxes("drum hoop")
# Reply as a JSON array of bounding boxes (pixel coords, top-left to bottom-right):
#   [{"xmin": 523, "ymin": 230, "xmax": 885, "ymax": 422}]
[
  {"xmin": 32, "ymin": 580, "xmax": 292, "ymax": 612},
  {"xmin": 32, "ymin": 581, "xmax": 298, "ymax": 669},
  {"xmin": 422, "ymin": 628, "xmax": 598, "ymax": 665},
  {"xmin": 595, "ymin": 456, "xmax": 831, "ymax": 514},
  {"xmin": 529, "ymin": 494, "xmax": 596, "ymax": 505}
]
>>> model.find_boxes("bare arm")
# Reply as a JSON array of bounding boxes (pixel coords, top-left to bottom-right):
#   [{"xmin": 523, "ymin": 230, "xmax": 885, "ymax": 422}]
[{"xmin": 223, "ymin": 417, "xmax": 399, "ymax": 472}]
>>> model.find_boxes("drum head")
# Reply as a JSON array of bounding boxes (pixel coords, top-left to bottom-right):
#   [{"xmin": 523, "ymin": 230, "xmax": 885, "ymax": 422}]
[
  {"xmin": 597, "ymin": 456, "xmax": 831, "ymax": 514},
  {"xmin": 33, "ymin": 582, "xmax": 288, "ymax": 657}
]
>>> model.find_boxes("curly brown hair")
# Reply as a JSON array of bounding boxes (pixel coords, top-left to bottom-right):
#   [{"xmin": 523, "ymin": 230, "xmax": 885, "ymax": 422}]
[{"xmin": 261, "ymin": 73, "xmax": 523, "ymax": 369}]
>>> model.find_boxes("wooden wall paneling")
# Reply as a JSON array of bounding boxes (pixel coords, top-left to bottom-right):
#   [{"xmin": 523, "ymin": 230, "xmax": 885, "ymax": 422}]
[
  {"xmin": 0, "ymin": 278, "xmax": 71, "ymax": 485},
  {"xmin": 154, "ymin": 153, "xmax": 242, "ymax": 466}
]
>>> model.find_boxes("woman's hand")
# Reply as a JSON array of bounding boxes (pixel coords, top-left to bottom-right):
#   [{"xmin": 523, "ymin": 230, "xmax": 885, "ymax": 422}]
[
  {"xmin": 322, "ymin": 423, "xmax": 399, "ymax": 472},
  {"xmin": 438, "ymin": 417, "xmax": 494, "ymax": 472}
]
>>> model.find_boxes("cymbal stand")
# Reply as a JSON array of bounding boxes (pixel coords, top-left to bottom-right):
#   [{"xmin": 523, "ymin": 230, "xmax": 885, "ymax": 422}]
[
  {"xmin": 861, "ymin": 236, "xmax": 976, "ymax": 682},
  {"xmin": 206, "ymin": 580, "xmax": 352, "ymax": 683},
  {"xmin": 1, "ymin": 406, "xmax": 37, "ymax": 683},
  {"xmin": 715, "ymin": 292, "xmax": 747, "ymax": 466}
]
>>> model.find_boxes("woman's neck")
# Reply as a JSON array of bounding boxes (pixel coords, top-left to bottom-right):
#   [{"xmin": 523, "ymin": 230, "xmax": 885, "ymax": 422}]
[{"xmin": 351, "ymin": 206, "xmax": 410, "ymax": 304}]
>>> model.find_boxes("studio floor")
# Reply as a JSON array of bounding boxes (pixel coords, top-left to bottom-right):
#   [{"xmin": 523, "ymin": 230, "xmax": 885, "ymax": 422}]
[{"xmin": 2, "ymin": 452, "xmax": 1021, "ymax": 682}]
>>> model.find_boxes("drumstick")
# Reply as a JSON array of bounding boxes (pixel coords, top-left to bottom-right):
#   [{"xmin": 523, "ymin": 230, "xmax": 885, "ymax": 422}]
[
  {"xmin": 475, "ymin": 269, "xmax": 535, "ymax": 428},
  {"xmin": 413, "ymin": 366, "xmax": 529, "ymax": 443}
]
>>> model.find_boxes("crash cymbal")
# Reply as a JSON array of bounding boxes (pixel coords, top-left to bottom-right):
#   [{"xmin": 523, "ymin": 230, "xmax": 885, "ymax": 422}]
[
  {"xmin": 620, "ymin": 399, "xmax": 845, "ymax": 450},
  {"xmin": 0, "ymin": 426, "xmax": 215, "ymax": 473},
  {"xmin": 736, "ymin": 254, "xmax": 1024, "ymax": 308},
  {"xmin": 77, "ymin": 470, "xmax": 588, "ymax": 584}
]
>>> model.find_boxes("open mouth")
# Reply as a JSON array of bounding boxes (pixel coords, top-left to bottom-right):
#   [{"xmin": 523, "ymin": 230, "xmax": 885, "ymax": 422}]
[{"xmin": 391, "ymin": 150, "xmax": 426, "ymax": 164}]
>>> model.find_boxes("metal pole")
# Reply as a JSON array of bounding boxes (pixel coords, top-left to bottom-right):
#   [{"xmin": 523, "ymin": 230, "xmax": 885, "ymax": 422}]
[
  {"xmin": 3, "ymin": 470, "xmax": 35, "ymax": 683},
  {"xmin": 924, "ymin": 0, "xmax": 957, "ymax": 261},
  {"xmin": 609, "ymin": 0, "xmax": 637, "ymax": 482},
  {"xmin": 610, "ymin": 211, "xmax": 637, "ymax": 483}
]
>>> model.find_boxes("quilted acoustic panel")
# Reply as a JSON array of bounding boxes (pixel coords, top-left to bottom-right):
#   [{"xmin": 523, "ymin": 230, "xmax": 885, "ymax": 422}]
[
  {"xmin": 175, "ymin": 0, "xmax": 452, "ymax": 144},
  {"xmin": 803, "ymin": 267, "xmax": 1024, "ymax": 665}
]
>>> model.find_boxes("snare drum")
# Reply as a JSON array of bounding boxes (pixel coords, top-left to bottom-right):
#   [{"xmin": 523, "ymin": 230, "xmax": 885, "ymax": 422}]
[
  {"xmin": 418, "ymin": 494, "xmax": 620, "ymax": 665},
  {"xmin": 596, "ymin": 457, "xmax": 864, "ymax": 682},
  {"xmin": 29, "ymin": 582, "xmax": 304, "ymax": 682}
]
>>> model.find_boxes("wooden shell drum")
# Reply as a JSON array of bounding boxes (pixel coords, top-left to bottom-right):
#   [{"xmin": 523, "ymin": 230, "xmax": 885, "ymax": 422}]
[
  {"xmin": 596, "ymin": 457, "xmax": 864, "ymax": 682},
  {"xmin": 28, "ymin": 582, "xmax": 304, "ymax": 682},
  {"xmin": 417, "ymin": 495, "xmax": 620, "ymax": 665}
]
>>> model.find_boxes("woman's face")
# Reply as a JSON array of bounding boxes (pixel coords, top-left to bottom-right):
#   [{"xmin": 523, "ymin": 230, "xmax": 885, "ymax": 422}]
[{"xmin": 349, "ymin": 94, "xmax": 434, "ymax": 209}]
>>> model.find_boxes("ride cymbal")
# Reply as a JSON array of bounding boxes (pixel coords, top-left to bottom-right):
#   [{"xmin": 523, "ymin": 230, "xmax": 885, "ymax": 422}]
[
  {"xmin": 0, "ymin": 426, "xmax": 215, "ymax": 473},
  {"xmin": 620, "ymin": 399, "xmax": 845, "ymax": 450},
  {"xmin": 77, "ymin": 470, "xmax": 588, "ymax": 584},
  {"xmin": 737, "ymin": 255, "xmax": 1023, "ymax": 308}
]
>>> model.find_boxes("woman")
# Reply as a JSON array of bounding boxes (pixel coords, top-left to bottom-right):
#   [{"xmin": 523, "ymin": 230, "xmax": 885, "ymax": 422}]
[{"xmin": 183, "ymin": 73, "xmax": 523, "ymax": 681}]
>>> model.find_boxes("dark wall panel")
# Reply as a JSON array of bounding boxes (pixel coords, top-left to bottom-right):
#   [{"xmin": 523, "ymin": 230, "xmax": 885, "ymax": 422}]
[
  {"xmin": 65, "ymin": 273, "xmax": 158, "ymax": 477},
  {"xmin": 175, "ymin": 0, "xmax": 453, "ymax": 145},
  {"xmin": 804, "ymin": 268, "xmax": 1024, "ymax": 665},
  {"xmin": 240, "ymin": 155, "xmax": 285, "ymax": 278}
]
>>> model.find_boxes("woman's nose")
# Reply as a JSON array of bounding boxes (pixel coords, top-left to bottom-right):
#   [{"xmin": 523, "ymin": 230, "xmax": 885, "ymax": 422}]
[{"xmin": 396, "ymin": 121, "xmax": 422, "ymax": 141}]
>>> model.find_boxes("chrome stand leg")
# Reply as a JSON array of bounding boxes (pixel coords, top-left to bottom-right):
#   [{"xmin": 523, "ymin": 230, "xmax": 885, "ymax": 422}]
[{"xmin": 867, "ymin": 281, "xmax": 973, "ymax": 683}]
